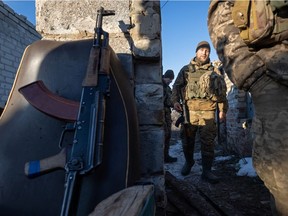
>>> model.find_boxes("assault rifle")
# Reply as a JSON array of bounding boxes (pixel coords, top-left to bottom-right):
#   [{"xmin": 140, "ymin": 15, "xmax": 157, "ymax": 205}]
[
  {"xmin": 59, "ymin": 7, "xmax": 115, "ymax": 216},
  {"xmin": 175, "ymin": 89, "xmax": 189, "ymax": 128}
]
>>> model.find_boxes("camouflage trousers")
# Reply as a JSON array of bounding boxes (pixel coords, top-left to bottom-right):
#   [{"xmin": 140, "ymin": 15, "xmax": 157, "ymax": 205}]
[
  {"xmin": 180, "ymin": 110, "xmax": 217, "ymax": 163},
  {"xmin": 250, "ymin": 75, "xmax": 288, "ymax": 215}
]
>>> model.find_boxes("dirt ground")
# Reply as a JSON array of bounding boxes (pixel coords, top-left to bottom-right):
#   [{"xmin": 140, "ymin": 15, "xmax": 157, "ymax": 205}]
[{"xmin": 163, "ymin": 129, "xmax": 273, "ymax": 216}]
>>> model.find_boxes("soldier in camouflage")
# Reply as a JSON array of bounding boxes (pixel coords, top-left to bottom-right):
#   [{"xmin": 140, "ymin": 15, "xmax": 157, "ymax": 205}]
[
  {"xmin": 171, "ymin": 41, "xmax": 228, "ymax": 183},
  {"xmin": 208, "ymin": 1, "xmax": 288, "ymax": 214},
  {"xmin": 163, "ymin": 70, "xmax": 177, "ymax": 163}
]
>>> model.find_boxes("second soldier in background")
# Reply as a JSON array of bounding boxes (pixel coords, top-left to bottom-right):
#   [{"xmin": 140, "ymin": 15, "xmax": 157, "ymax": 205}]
[
  {"xmin": 172, "ymin": 41, "xmax": 228, "ymax": 183},
  {"xmin": 163, "ymin": 70, "xmax": 177, "ymax": 163}
]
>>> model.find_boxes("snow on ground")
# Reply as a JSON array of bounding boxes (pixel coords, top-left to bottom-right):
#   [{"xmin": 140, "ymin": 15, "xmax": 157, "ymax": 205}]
[
  {"xmin": 236, "ymin": 157, "xmax": 257, "ymax": 177},
  {"xmin": 165, "ymin": 140, "xmax": 258, "ymax": 179},
  {"xmin": 164, "ymin": 140, "xmax": 201, "ymax": 180}
]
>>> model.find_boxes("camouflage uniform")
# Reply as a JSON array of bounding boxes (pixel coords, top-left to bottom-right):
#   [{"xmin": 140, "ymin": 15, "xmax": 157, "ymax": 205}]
[
  {"xmin": 163, "ymin": 80, "xmax": 173, "ymax": 159},
  {"xmin": 172, "ymin": 58, "xmax": 228, "ymax": 178},
  {"xmin": 208, "ymin": 1, "xmax": 288, "ymax": 214}
]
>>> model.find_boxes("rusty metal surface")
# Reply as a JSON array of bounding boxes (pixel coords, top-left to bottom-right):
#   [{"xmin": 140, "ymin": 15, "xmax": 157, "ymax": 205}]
[{"xmin": 0, "ymin": 39, "xmax": 140, "ymax": 215}]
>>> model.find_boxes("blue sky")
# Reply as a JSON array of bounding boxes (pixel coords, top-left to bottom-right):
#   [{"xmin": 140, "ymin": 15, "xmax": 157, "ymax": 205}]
[
  {"xmin": 3, "ymin": 1, "xmax": 36, "ymax": 24},
  {"xmin": 3, "ymin": 0, "xmax": 218, "ymax": 78},
  {"xmin": 161, "ymin": 1, "xmax": 218, "ymax": 75}
]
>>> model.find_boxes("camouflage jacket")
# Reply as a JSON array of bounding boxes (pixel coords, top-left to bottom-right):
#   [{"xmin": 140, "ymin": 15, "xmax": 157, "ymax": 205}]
[
  {"xmin": 171, "ymin": 58, "xmax": 228, "ymax": 113},
  {"xmin": 163, "ymin": 80, "xmax": 173, "ymax": 114},
  {"xmin": 208, "ymin": 0, "xmax": 288, "ymax": 90}
]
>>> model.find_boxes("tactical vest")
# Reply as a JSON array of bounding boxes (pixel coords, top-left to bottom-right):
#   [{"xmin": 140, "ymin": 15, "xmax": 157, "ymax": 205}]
[{"xmin": 184, "ymin": 64, "xmax": 227, "ymax": 102}]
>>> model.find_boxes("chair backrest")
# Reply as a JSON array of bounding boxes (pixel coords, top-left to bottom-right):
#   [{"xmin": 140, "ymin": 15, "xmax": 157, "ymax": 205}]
[{"xmin": 0, "ymin": 39, "xmax": 140, "ymax": 215}]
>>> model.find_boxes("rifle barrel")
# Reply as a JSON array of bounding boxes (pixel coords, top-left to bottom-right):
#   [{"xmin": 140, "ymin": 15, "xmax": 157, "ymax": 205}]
[{"xmin": 60, "ymin": 171, "xmax": 78, "ymax": 216}]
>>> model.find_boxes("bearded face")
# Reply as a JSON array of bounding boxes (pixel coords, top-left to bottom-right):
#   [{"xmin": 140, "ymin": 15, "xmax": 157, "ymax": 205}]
[{"xmin": 196, "ymin": 47, "xmax": 210, "ymax": 64}]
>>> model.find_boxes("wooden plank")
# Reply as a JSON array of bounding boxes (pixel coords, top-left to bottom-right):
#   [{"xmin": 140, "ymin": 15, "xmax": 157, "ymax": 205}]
[
  {"xmin": 196, "ymin": 186, "xmax": 244, "ymax": 216},
  {"xmin": 89, "ymin": 185, "xmax": 155, "ymax": 216},
  {"xmin": 166, "ymin": 189, "xmax": 201, "ymax": 216},
  {"xmin": 165, "ymin": 171, "xmax": 222, "ymax": 216}
]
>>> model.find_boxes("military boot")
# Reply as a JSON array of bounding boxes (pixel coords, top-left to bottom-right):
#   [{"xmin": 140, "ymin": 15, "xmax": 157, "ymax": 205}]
[
  {"xmin": 181, "ymin": 137, "xmax": 195, "ymax": 176},
  {"xmin": 201, "ymin": 156, "xmax": 220, "ymax": 184},
  {"xmin": 181, "ymin": 160, "xmax": 195, "ymax": 176},
  {"xmin": 164, "ymin": 141, "xmax": 177, "ymax": 163}
]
